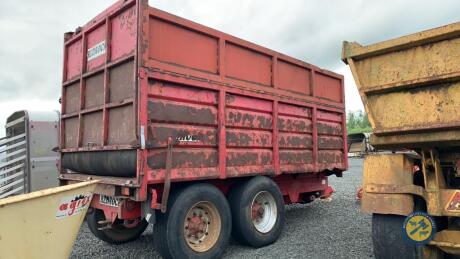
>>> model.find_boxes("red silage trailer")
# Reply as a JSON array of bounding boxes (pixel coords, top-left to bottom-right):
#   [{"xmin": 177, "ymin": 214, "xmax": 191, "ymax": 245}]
[{"xmin": 59, "ymin": 0, "xmax": 347, "ymax": 258}]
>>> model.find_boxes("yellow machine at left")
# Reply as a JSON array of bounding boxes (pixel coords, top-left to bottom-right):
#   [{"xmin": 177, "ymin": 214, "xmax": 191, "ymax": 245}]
[{"xmin": 0, "ymin": 180, "xmax": 99, "ymax": 259}]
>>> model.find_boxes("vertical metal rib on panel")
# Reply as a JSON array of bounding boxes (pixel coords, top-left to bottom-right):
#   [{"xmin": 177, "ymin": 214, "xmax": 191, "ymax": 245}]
[{"xmin": 102, "ymin": 17, "xmax": 112, "ymax": 146}]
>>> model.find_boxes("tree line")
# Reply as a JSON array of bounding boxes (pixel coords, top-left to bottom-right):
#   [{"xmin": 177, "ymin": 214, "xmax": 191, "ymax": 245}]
[{"xmin": 347, "ymin": 110, "xmax": 371, "ymax": 134}]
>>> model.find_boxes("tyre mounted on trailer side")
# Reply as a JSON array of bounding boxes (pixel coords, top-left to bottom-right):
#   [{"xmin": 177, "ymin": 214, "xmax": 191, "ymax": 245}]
[{"xmin": 153, "ymin": 183, "xmax": 232, "ymax": 259}]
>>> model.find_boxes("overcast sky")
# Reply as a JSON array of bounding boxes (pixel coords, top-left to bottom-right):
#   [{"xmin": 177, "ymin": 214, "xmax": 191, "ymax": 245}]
[{"xmin": 1, "ymin": 0, "xmax": 459, "ymax": 137}]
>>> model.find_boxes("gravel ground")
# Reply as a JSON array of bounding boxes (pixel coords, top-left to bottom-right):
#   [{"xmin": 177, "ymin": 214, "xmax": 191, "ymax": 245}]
[{"xmin": 71, "ymin": 158, "xmax": 372, "ymax": 259}]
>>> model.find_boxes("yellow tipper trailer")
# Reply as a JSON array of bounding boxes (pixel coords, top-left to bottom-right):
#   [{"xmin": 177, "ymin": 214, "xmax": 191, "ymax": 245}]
[{"xmin": 343, "ymin": 22, "xmax": 460, "ymax": 259}]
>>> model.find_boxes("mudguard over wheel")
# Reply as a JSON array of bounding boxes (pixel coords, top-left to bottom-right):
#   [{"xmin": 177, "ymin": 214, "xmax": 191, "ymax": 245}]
[
  {"xmin": 228, "ymin": 176, "xmax": 285, "ymax": 247},
  {"xmin": 87, "ymin": 209, "xmax": 148, "ymax": 245},
  {"xmin": 153, "ymin": 183, "xmax": 232, "ymax": 259}
]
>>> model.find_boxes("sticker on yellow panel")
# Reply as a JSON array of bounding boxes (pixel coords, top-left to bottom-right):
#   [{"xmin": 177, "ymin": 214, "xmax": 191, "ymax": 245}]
[
  {"xmin": 446, "ymin": 191, "xmax": 460, "ymax": 212},
  {"xmin": 402, "ymin": 212, "xmax": 436, "ymax": 245}
]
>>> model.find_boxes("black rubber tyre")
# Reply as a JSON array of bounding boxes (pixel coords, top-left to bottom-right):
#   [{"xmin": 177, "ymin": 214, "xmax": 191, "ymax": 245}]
[
  {"xmin": 153, "ymin": 183, "xmax": 232, "ymax": 259},
  {"xmin": 87, "ymin": 209, "xmax": 148, "ymax": 245},
  {"xmin": 228, "ymin": 176, "xmax": 285, "ymax": 247},
  {"xmin": 372, "ymin": 213, "xmax": 423, "ymax": 259}
]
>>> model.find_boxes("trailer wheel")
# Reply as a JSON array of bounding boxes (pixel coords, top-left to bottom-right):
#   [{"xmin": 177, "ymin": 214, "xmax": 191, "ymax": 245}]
[
  {"xmin": 153, "ymin": 183, "xmax": 231, "ymax": 259},
  {"xmin": 86, "ymin": 209, "xmax": 148, "ymax": 244},
  {"xmin": 372, "ymin": 213, "xmax": 424, "ymax": 259},
  {"xmin": 228, "ymin": 176, "xmax": 285, "ymax": 247}
]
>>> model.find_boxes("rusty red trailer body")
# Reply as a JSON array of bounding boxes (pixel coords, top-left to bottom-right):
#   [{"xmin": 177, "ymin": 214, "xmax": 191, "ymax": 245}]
[{"xmin": 59, "ymin": 0, "xmax": 347, "ymax": 216}]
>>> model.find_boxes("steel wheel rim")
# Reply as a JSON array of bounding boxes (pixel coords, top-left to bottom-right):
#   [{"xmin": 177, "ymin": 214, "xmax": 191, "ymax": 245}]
[
  {"xmin": 251, "ymin": 191, "xmax": 277, "ymax": 233},
  {"xmin": 184, "ymin": 201, "xmax": 221, "ymax": 252}
]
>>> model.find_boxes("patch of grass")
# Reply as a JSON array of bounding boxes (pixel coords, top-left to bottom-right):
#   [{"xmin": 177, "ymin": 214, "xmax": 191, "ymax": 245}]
[{"xmin": 347, "ymin": 127, "xmax": 372, "ymax": 134}]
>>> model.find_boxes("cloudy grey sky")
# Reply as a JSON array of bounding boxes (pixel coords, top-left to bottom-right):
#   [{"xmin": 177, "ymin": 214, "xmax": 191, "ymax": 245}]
[{"xmin": 1, "ymin": 0, "xmax": 459, "ymax": 137}]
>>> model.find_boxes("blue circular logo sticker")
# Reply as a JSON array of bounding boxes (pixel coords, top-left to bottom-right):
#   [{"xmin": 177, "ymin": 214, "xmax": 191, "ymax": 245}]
[{"xmin": 402, "ymin": 211, "xmax": 436, "ymax": 245}]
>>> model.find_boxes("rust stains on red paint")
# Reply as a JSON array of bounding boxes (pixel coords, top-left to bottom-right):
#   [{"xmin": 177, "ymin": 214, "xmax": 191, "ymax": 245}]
[
  {"xmin": 148, "ymin": 149, "xmax": 218, "ymax": 169},
  {"xmin": 60, "ymin": 0, "xmax": 347, "ymax": 186},
  {"xmin": 279, "ymin": 150, "xmax": 313, "ymax": 164},
  {"xmin": 277, "ymin": 117, "xmax": 312, "ymax": 133},
  {"xmin": 318, "ymin": 136, "xmax": 343, "ymax": 150},
  {"xmin": 226, "ymin": 129, "xmax": 272, "ymax": 147},
  {"xmin": 148, "ymin": 100, "xmax": 217, "ymax": 125},
  {"xmin": 278, "ymin": 133, "xmax": 313, "ymax": 149},
  {"xmin": 226, "ymin": 150, "xmax": 273, "ymax": 167},
  {"xmin": 226, "ymin": 109, "xmax": 272, "ymax": 130},
  {"xmin": 317, "ymin": 121, "xmax": 342, "ymax": 136},
  {"xmin": 318, "ymin": 150, "xmax": 343, "ymax": 164},
  {"xmin": 149, "ymin": 124, "xmax": 217, "ymax": 148}
]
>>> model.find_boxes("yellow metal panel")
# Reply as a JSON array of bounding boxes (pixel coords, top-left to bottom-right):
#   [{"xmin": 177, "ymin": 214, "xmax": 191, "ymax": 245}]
[
  {"xmin": 342, "ymin": 21, "xmax": 460, "ymax": 148},
  {"xmin": 362, "ymin": 154, "xmax": 414, "ymax": 215},
  {"xmin": 0, "ymin": 180, "xmax": 98, "ymax": 259},
  {"xmin": 367, "ymin": 82, "xmax": 460, "ymax": 133},
  {"xmin": 353, "ymin": 37, "xmax": 460, "ymax": 90},
  {"xmin": 342, "ymin": 22, "xmax": 460, "ymax": 64}
]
